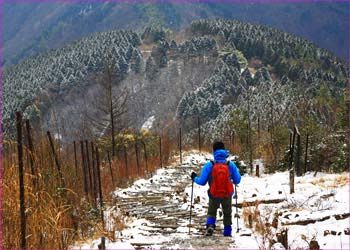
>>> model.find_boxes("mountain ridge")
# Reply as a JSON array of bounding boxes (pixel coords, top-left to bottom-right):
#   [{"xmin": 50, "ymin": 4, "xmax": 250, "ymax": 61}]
[{"xmin": 3, "ymin": 2, "xmax": 349, "ymax": 66}]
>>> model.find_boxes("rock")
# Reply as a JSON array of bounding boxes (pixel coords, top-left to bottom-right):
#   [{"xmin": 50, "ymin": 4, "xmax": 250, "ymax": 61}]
[
  {"xmin": 344, "ymin": 228, "xmax": 350, "ymax": 235},
  {"xmin": 309, "ymin": 240, "xmax": 320, "ymax": 250},
  {"xmin": 278, "ymin": 191, "xmax": 283, "ymax": 194},
  {"xmin": 194, "ymin": 196, "xmax": 201, "ymax": 204},
  {"xmin": 252, "ymin": 194, "xmax": 257, "ymax": 197},
  {"xmin": 240, "ymin": 233, "xmax": 252, "ymax": 237},
  {"xmin": 331, "ymin": 230, "xmax": 337, "ymax": 235},
  {"xmin": 320, "ymin": 193, "xmax": 334, "ymax": 199},
  {"xmin": 283, "ymin": 214, "xmax": 291, "ymax": 219},
  {"xmin": 271, "ymin": 242, "xmax": 285, "ymax": 250},
  {"xmin": 324, "ymin": 230, "xmax": 330, "ymax": 236}
]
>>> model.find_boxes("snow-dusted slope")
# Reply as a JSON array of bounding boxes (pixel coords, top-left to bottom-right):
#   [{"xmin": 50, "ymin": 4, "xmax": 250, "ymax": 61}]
[{"xmin": 73, "ymin": 152, "xmax": 349, "ymax": 249}]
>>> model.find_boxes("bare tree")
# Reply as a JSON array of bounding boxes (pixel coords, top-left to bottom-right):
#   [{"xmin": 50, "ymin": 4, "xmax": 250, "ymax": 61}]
[{"xmin": 87, "ymin": 55, "xmax": 128, "ymax": 156}]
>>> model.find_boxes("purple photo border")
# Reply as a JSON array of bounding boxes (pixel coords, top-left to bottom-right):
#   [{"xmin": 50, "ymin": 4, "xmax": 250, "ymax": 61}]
[
  {"xmin": 2, "ymin": 0, "xmax": 350, "ymax": 3},
  {"xmin": 0, "ymin": 0, "xmax": 349, "ymax": 249}
]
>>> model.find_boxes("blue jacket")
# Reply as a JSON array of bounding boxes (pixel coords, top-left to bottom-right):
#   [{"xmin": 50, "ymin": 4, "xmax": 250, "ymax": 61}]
[{"xmin": 194, "ymin": 149, "xmax": 241, "ymax": 197}]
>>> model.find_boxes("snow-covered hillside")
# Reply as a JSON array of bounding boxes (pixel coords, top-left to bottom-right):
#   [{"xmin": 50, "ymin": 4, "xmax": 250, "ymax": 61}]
[{"xmin": 73, "ymin": 152, "xmax": 349, "ymax": 249}]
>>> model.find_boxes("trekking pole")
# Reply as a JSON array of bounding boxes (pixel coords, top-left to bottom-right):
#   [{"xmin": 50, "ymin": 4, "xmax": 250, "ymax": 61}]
[
  {"xmin": 234, "ymin": 184, "xmax": 240, "ymax": 233},
  {"xmin": 189, "ymin": 179, "xmax": 194, "ymax": 234}
]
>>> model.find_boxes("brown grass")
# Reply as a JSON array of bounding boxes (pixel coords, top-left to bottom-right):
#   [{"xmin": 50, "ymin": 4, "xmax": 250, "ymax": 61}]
[
  {"xmin": 2, "ymin": 128, "xmax": 180, "ymax": 248},
  {"xmin": 310, "ymin": 174, "xmax": 349, "ymax": 188},
  {"xmin": 242, "ymin": 200, "xmax": 280, "ymax": 249}
]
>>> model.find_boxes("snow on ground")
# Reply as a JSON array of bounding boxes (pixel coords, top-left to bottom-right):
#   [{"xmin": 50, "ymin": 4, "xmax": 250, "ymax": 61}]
[
  {"xmin": 141, "ymin": 116, "xmax": 155, "ymax": 130},
  {"xmin": 73, "ymin": 151, "xmax": 350, "ymax": 249}
]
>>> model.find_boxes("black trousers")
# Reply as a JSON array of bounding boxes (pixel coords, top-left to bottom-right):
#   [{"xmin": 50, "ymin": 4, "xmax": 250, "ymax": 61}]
[{"xmin": 207, "ymin": 196, "xmax": 232, "ymax": 226}]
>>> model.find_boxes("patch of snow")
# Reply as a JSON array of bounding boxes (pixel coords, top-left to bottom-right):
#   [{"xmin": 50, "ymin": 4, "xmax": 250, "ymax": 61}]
[
  {"xmin": 141, "ymin": 116, "xmax": 155, "ymax": 130},
  {"xmin": 74, "ymin": 239, "xmax": 134, "ymax": 250}
]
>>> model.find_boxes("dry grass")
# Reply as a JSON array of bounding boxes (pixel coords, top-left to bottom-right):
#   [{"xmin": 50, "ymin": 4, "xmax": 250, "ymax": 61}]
[
  {"xmin": 2, "ymin": 129, "xmax": 179, "ymax": 248},
  {"xmin": 3, "ymin": 139, "xmax": 84, "ymax": 248},
  {"xmin": 242, "ymin": 200, "xmax": 281, "ymax": 249},
  {"xmin": 311, "ymin": 174, "xmax": 349, "ymax": 188}
]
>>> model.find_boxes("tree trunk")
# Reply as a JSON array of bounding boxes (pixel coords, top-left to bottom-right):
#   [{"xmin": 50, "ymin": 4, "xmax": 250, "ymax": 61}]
[{"xmin": 107, "ymin": 151, "xmax": 115, "ymax": 186}]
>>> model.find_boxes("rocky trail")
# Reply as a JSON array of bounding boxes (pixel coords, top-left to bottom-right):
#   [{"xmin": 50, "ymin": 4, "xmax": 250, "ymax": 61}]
[
  {"xmin": 112, "ymin": 152, "xmax": 239, "ymax": 249},
  {"xmin": 76, "ymin": 152, "xmax": 349, "ymax": 249}
]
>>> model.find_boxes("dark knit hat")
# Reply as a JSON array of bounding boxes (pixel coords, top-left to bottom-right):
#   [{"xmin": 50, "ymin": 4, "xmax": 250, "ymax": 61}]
[{"xmin": 213, "ymin": 141, "xmax": 225, "ymax": 152}]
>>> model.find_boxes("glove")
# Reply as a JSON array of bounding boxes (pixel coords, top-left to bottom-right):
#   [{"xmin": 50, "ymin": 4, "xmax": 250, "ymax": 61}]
[{"xmin": 191, "ymin": 172, "xmax": 197, "ymax": 181}]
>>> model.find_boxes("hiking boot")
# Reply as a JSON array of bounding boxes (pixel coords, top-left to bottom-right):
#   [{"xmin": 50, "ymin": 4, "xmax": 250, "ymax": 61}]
[{"xmin": 205, "ymin": 224, "xmax": 215, "ymax": 236}]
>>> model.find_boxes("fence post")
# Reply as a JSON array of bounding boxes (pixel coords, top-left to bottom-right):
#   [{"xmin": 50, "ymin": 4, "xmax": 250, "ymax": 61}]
[
  {"xmin": 159, "ymin": 136, "xmax": 163, "ymax": 168},
  {"xmin": 296, "ymin": 128, "xmax": 302, "ymax": 177},
  {"xmin": 304, "ymin": 134, "xmax": 309, "ymax": 174},
  {"xmin": 47, "ymin": 131, "xmax": 65, "ymax": 187},
  {"xmin": 198, "ymin": 116, "xmax": 201, "ymax": 152},
  {"xmin": 289, "ymin": 127, "xmax": 296, "ymax": 194},
  {"xmin": 85, "ymin": 140, "xmax": 93, "ymax": 198},
  {"xmin": 142, "ymin": 141, "xmax": 148, "ymax": 174},
  {"xmin": 179, "ymin": 127, "xmax": 182, "ymax": 165},
  {"xmin": 258, "ymin": 115, "xmax": 261, "ymax": 144},
  {"xmin": 95, "ymin": 147, "xmax": 105, "ymax": 250},
  {"xmin": 91, "ymin": 142, "xmax": 98, "ymax": 207},
  {"xmin": 135, "ymin": 141, "xmax": 140, "ymax": 175},
  {"xmin": 80, "ymin": 141, "xmax": 89, "ymax": 199},
  {"xmin": 232, "ymin": 130, "xmax": 235, "ymax": 153},
  {"xmin": 74, "ymin": 141, "xmax": 78, "ymax": 177},
  {"xmin": 123, "ymin": 146, "xmax": 128, "ymax": 177},
  {"xmin": 17, "ymin": 112, "xmax": 26, "ymax": 250},
  {"xmin": 25, "ymin": 119, "xmax": 36, "ymax": 188}
]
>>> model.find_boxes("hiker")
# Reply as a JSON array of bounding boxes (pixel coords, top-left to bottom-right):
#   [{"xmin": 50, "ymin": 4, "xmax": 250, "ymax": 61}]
[{"xmin": 191, "ymin": 141, "xmax": 241, "ymax": 237}]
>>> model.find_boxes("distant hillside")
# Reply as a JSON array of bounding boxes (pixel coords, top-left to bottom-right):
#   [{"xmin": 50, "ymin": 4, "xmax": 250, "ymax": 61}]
[
  {"xmin": 3, "ymin": 19, "xmax": 347, "ymax": 137},
  {"xmin": 3, "ymin": 18, "xmax": 348, "ymax": 172},
  {"xmin": 3, "ymin": 1, "xmax": 349, "ymax": 66}
]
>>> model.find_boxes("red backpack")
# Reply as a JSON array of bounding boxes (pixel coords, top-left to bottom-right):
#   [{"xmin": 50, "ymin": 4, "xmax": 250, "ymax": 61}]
[{"xmin": 210, "ymin": 161, "xmax": 234, "ymax": 198}]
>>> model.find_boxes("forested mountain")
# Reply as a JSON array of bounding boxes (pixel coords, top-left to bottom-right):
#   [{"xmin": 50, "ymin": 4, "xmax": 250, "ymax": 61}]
[
  {"xmin": 3, "ymin": 18, "xmax": 347, "ymax": 172},
  {"xmin": 3, "ymin": 1, "xmax": 348, "ymax": 66}
]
